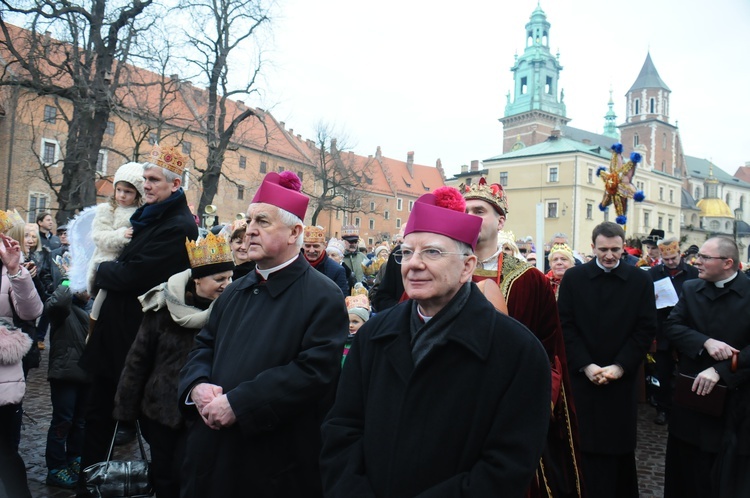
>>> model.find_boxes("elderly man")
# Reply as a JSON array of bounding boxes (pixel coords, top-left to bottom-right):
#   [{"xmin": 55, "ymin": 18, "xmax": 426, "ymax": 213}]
[
  {"xmin": 77, "ymin": 146, "xmax": 198, "ymax": 496},
  {"xmin": 340, "ymin": 225, "xmax": 367, "ymax": 285},
  {"xmin": 178, "ymin": 171, "xmax": 348, "ymax": 497},
  {"xmin": 664, "ymin": 237, "xmax": 750, "ymax": 497},
  {"xmin": 461, "ymin": 179, "xmax": 583, "ymax": 497},
  {"xmin": 647, "ymin": 238, "xmax": 699, "ymax": 425},
  {"xmin": 321, "ymin": 186, "xmax": 551, "ymax": 497},
  {"xmin": 303, "ymin": 225, "xmax": 348, "ymax": 296},
  {"xmin": 558, "ymin": 221, "xmax": 657, "ymax": 497}
]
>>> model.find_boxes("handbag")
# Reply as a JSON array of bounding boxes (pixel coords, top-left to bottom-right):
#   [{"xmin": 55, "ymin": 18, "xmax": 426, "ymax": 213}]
[
  {"xmin": 83, "ymin": 421, "xmax": 153, "ymax": 498},
  {"xmin": 673, "ymin": 373, "xmax": 728, "ymax": 418}
]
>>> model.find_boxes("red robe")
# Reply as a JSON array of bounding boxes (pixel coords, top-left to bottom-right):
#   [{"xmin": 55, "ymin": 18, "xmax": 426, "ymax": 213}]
[{"xmin": 474, "ymin": 254, "xmax": 585, "ymax": 498}]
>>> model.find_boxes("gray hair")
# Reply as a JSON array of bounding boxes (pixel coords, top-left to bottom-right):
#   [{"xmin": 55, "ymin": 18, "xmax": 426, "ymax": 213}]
[
  {"xmin": 249, "ymin": 203, "xmax": 304, "ymax": 249},
  {"xmin": 454, "ymin": 239, "xmax": 473, "ymax": 256},
  {"xmin": 143, "ymin": 162, "xmax": 181, "ymax": 183}
]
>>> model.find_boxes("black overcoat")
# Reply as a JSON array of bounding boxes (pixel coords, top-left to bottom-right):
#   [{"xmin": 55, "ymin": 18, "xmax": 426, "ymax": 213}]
[
  {"xmin": 80, "ymin": 192, "xmax": 198, "ymax": 380},
  {"xmin": 647, "ymin": 261, "xmax": 699, "ymax": 349},
  {"xmin": 665, "ymin": 273, "xmax": 750, "ymax": 453},
  {"xmin": 178, "ymin": 255, "xmax": 348, "ymax": 498},
  {"xmin": 558, "ymin": 260, "xmax": 656, "ymax": 453},
  {"xmin": 313, "ymin": 253, "xmax": 349, "ymax": 296},
  {"xmin": 320, "ymin": 283, "xmax": 551, "ymax": 498}
]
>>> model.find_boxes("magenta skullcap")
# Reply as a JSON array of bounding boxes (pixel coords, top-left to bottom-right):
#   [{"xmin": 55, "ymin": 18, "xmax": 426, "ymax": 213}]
[
  {"xmin": 404, "ymin": 187, "xmax": 482, "ymax": 250},
  {"xmin": 251, "ymin": 171, "xmax": 309, "ymax": 221}
]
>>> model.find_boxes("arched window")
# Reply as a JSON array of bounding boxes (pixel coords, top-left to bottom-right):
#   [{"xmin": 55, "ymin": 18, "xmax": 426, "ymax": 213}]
[
  {"xmin": 726, "ymin": 193, "xmax": 732, "ymax": 206},
  {"xmin": 694, "ymin": 187, "xmax": 701, "ymax": 199},
  {"xmin": 634, "ymin": 99, "xmax": 640, "ymax": 114},
  {"xmin": 650, "ymin": 98, "xmax": 655, "ymax": 113},
  {"xmin": 710, "ymin": 220, "xmax": 720, "ymax": 230},
  {"xmin": 633, "ymin": 134, "xmax": 639, "ymax": 147},
  {"xmin": 662, "ymin": 133, "xmax": 667, "ymax": 150}
]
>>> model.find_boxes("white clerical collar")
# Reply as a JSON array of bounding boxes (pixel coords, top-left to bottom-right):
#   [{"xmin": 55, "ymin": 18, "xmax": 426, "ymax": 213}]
[
  {"xmin": 595, "ymin": 258, "xmax": 620, "ymax": 273},
  {"xmin": 417, "ymin": 306, "xmax": 433, "ymax": 323},
  {"xmin": 256, "ymin": 254, "xmax": 299, "ymax": 280},
  {"xmin": 714, "ymin": 272, "xmax": 738, "ymax": 288}
]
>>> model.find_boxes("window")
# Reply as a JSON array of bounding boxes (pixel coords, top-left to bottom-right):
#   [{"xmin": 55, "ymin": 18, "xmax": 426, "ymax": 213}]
[
  {"xmin": 182, "ymin": 167, "xmax": 190, "ymax": 190},
  {"xmin": 545, "ymin": 76, "xmax": 552, "ymax": 94},
  {"xmin": 182, "ymin": 142, "xmax": 191, "ymax": 155},
  {"xmin": 650, "ymin": 98, "xmax": 655, "ymax": 113},
  {"xmin": 41, "ymin": 139, "xmax": 58, "ymax": 165},
  {"xmin": 710, "ymin": 220, "xmax": 720, "ymax": 230},
  {"xmin": 105, "ymin": 121, "xmax": 115, "ymax": 135},
  {"xmin": 587, "ymin": 168, "xmax": 594, "ymax": 184},
  {"xmin": 658, "ymin": 216, "xmax": 663, "ymax": 230},
  {"xmin": 633, "ymin": 133, "xmax": 639, "ymax": 147},
  {"xmin": 369, "ymin": 219, "xmax": 374, "ymax": 230},
  {"xmin": 239, "ymin": 156, "xmax": 246, "ymax": 169},
  {"xmin": 586, "ymin": 203, "xmax": 593, "ymax": 220},
  {"xmin": 368, "ymin": 201, "xmax": 374, "ymax": 210},
  {"xmin": 354, "ymin": 217, "xmax": 361, "ymax": 227},
  {"xmin": 297, "ymin": 171, "xmax": 304, "ymax": 181},
  {"xmin": 662, "ymin": 133, "xmax": 667, "ymax": 150},
  {"xmin": 384, "ymin": 211, "xmax": 390, "ymax": 220},
  {"xmin": 368, "ymin": 238, "xmax": 374, "ymax": 247},
  {"xmin": 636, "ymin": 180, "xmax": 645, "ymax": 191},
  {"xmin": 694, "ymin": 186, "xmax": 701, "ymax": 199},
  {"xmin": 43, "ymin": 105, "xmax": 56, "ymax": 123},
  {"xmin": 726, "ymin": 193, "xmax": 731, "ymax": 205},
  {"xmin": 28, "ymin": 193, "xmax": 49, "ymax": 222},
  {"xmin": 260, "ymin": 161, "xmax": 267, "ymax": 173},
  {"xmin": 278, "ymin": 166, "xmax": 285, "ymax": 172},
  {"xmin": 669, "ymin": 190, "xmax": 674, "ymax": 203},
  {"xmin": 465, "ymin": 177, "xmax": 472, "ymax": 186},
  {"xmin": 238, "ymin": 185, "xmax": 244, "ymax": 200},
  {"xmin": 96, "ymin": 150, "xmax": 107, "ymax": 174},
  {"xmin": 668, "ymin": 218, "xmax": 674, "ymax": 233},
  {"xmin": 499, "ymin": 172, "xmax": 508, "ymax": 186},
  {"xmin": 396, "ymin": 218, "xmax": 402, "ymax": 228},
  {"xmin": 355, "ymin": 199, "xmax": 362, "ymax": 209},
  {"xmin": 634, "ymin": 99, "xmax": 640, "ymax": 114},
  {"xmin": 644, "ymin": 211, "xmax": 650, "ymax": 227},
  {"xmin": 548, "ymin": 166, "xmax": 558, "ymax": 183},
  {"xmin": 408, "ymin": 200, "xmax": 414, "ymax": 211},
  {"xmin": 659, "ymin": 187, "xmax": 664, "ymax": 201},
  {"xmin": 546, "ymin": 201, "xmax": 558, "ymax": 219},
  {"xmin": 521, "ymin": 76, "xmax": 528, "ymax": 95},
  {"xmin": 397, "ymin": 198, "xmax": 403, "ymax": 211}
]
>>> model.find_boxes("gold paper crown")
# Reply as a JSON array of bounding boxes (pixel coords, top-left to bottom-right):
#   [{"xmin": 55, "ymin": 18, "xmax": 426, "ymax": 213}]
[
  {"xmin": 341, "ymin": 225, "xmax": 359, "ymax": 238},
  {"xmin": 149, "ymin": 144, "xmax": 187, "ymax": 176},
  {"xmin": 658, "ymin": 239, "xmax": 681, "ymax": 258},
  {"xmin": 304, "ymin": 225, "xmax": 326, "ymax": 243},
  {"xmin": 460, "ymin": 177, "xmax": 509, "ymax": 215},
  {"xmin": 0, "ymin": 209, "xmax": 25, "ymax": 234},
  {"xmin": 185, "ymin": 232, "xmax": 233, "ymax": 269},
  {"xmin": 345, "ymin": 294, "xmax": 370, "ymax": 311},
  {"xmin": 548, "ymin": 243, "xmax": 575, "ymax": 262}
]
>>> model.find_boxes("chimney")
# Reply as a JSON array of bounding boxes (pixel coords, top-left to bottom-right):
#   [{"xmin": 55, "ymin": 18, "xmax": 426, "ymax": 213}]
[
  {"xmin": 331, "ymin": 138, "xmax": 337, "ymax": 151},
  {"xmin": 170, "ymin": 74, "xmax": 179, "ymax": 81},
  {"xmin": 375, "ymin": 146, "xmax": 382, "ymax": 160},
  {"xmin": 288, "ymin": 128, "xmax": 293, "ymax": 135},
  {"xmin": 470, "ymin": 160, "xmax": 479, "ymax": 172},
  {"xmin": 236, "ymin": 100, "xmax": 244, "ymax": 107},
  {"xmin": 550, "ymin": 128, "xmax": 561, "ymax": 139},
  {"xmin": 279, "ymin": 121, "xmax": 285, "ymax": 129},
  {"xmin": 406, "ymin": 151, "xmax": 414, "ymax": 177},
  {"xmin": 461, "ymin": 164, "xmax": 468, "ymax": 173}
]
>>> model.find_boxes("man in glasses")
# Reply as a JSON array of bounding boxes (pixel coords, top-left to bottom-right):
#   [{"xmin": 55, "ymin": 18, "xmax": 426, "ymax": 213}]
[
  {"xmin": 647, "ymin": 239, "xmax": 699, "ymax": 426},
  {"xmin": 664, "ymin": 237, "xmax": 749, "ymax": 497},
  {"xmin": 558, "ymin": 221, "xmax": 657, "ymax": 497},
  {"xmin": 321, "ymin": 186, "xmax": 551, "ymax": 497}
]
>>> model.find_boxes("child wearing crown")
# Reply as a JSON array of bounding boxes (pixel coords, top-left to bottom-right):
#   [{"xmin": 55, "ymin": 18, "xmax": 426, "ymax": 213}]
[{"xmin": 86, "ymin": 162, "xmax": 145, "ymax": 334}]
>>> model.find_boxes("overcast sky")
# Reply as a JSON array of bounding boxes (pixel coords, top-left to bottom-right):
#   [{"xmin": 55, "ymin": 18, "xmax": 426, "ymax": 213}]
[{"xmin": 260, "ymin": 0, "xmax": 750, "ymax": 178}]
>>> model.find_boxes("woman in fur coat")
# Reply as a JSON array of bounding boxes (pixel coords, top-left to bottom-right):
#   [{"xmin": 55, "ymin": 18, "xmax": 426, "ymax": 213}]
[{"xmin": 114, "ymin": 234, "xmax": 234, "ymax": 498}]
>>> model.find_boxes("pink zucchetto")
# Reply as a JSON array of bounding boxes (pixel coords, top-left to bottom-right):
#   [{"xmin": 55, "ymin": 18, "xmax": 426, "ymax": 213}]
[
  {"xmin": 404, "ymin": 186, "xmax": 482, "ymax": 250},
  {"xmin": 251, "ymin": 171, "xmax": 309, "ymax": 221}
]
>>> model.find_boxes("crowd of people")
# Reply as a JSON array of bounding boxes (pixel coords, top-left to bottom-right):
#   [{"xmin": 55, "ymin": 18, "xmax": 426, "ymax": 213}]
[{"xmin": 0, "ymin": 147, "xmax": 748, "ymax": 497}]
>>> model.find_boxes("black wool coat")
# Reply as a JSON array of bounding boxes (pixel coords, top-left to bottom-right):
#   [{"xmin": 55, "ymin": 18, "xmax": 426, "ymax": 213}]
[
  {"xmin": 178, "ymin": 255, "xmax": 348, "ymax": 498},
  {"xmin": 45, "ymin": 284, "xmax": 90, "ymax": 384},
  {"xmin": 312, "ymin": 253, "xmax": 349, "ymax": 296},
  {"xmin": 558, "ymin": 260, "xmax": 657, "ymax": 454},
  {"xmin": 80, "ymin": 192, "xmax": 198, "ymax": 381},
  {"xmin": 320, "ymin": 283, "xmax": 551, "ymax": 498},
  {"xmin": 665, "ymin": 272, "xmax": 750, "ymax": 453}
]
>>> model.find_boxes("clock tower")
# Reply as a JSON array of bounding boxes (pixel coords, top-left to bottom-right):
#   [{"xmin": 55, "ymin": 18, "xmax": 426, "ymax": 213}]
[{"xmin": 500, "ymin": 3, "xmax": 569, "ymax": 153}]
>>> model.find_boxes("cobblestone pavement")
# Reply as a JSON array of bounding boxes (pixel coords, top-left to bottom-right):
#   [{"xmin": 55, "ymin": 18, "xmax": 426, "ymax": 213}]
[{"xmin": 17, "ymin": 345, "xmax": 669, "ymax": 497}]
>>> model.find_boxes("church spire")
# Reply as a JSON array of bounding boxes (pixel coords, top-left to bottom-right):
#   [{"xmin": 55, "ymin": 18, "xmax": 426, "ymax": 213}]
[{"xmin": 603, "ymin": 86, "xmax": 619, "ymax": 138}]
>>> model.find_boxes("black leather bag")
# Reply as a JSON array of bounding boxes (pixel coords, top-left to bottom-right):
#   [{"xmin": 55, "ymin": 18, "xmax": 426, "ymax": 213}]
[{"xmin": 83, "ymin": 421, "xmax": 153, "ymax": 498}]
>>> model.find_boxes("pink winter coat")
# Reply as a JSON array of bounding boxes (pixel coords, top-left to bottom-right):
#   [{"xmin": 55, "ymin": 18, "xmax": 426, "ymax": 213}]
[
  {"xmin": 0, "ymin": 324, "xmax": 33, "ymax": 405},
  {"xmin": 1, "ymin": 265, "xmax": 44, "ymax": 323}
]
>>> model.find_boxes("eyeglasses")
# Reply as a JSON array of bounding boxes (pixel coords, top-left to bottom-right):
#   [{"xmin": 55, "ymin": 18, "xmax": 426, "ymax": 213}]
[
  {"xmin": 696, "ymin": 253, "xmax": 729, "ymax": 262},
  {"xmin": 394, "ymin": 248, "xmax": 469, "ymax": 264}
]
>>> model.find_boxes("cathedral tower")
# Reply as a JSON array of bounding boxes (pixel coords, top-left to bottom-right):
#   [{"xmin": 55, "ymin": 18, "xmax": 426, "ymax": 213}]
[{"xmin": 500, "ymin": 3, "xmax": 569, "ymax": 153}]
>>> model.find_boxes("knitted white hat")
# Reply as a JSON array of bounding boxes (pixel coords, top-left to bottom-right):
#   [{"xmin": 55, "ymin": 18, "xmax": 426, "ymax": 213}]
[{"xmin": 113, "ymin": 162, "xmax": 145, "ymax": 197}]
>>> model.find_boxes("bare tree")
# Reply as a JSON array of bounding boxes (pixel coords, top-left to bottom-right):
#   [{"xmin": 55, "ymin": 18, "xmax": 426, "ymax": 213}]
[
  {"xmin": 0, "ymin": 0, "xmax": 155, "ymax": 223},
  {"xmin": 176, "ymin": 0, "xmax": 271, "ymax": 215},
  {"xmin": 306, "ymin": 122, "xmax": 380, "ymax": 227}
]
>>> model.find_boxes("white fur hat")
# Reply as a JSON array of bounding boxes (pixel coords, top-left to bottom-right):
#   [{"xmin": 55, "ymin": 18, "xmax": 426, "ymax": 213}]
[{"xmin": 113, "ymin": 162, "xmax": 145, "ymax": 197}]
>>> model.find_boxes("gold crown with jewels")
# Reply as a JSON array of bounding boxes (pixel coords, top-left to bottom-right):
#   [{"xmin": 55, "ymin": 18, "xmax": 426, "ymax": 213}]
[
  {"xmin": 149, "ymin": 144, "xmax": 187, "ymax": 176},
  {"xmin": 0, "ymin": 209, "xmax": 25, "ymax": 234},
  {"xmin": 185, "ymin": 232, "xmax": 233, "ymax": 270}
]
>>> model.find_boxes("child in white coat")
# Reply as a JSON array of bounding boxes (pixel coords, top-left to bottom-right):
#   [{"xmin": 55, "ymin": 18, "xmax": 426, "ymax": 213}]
[{"xmin": 87, "ymin": 163, "xmax": 145, "ymax": 325}]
